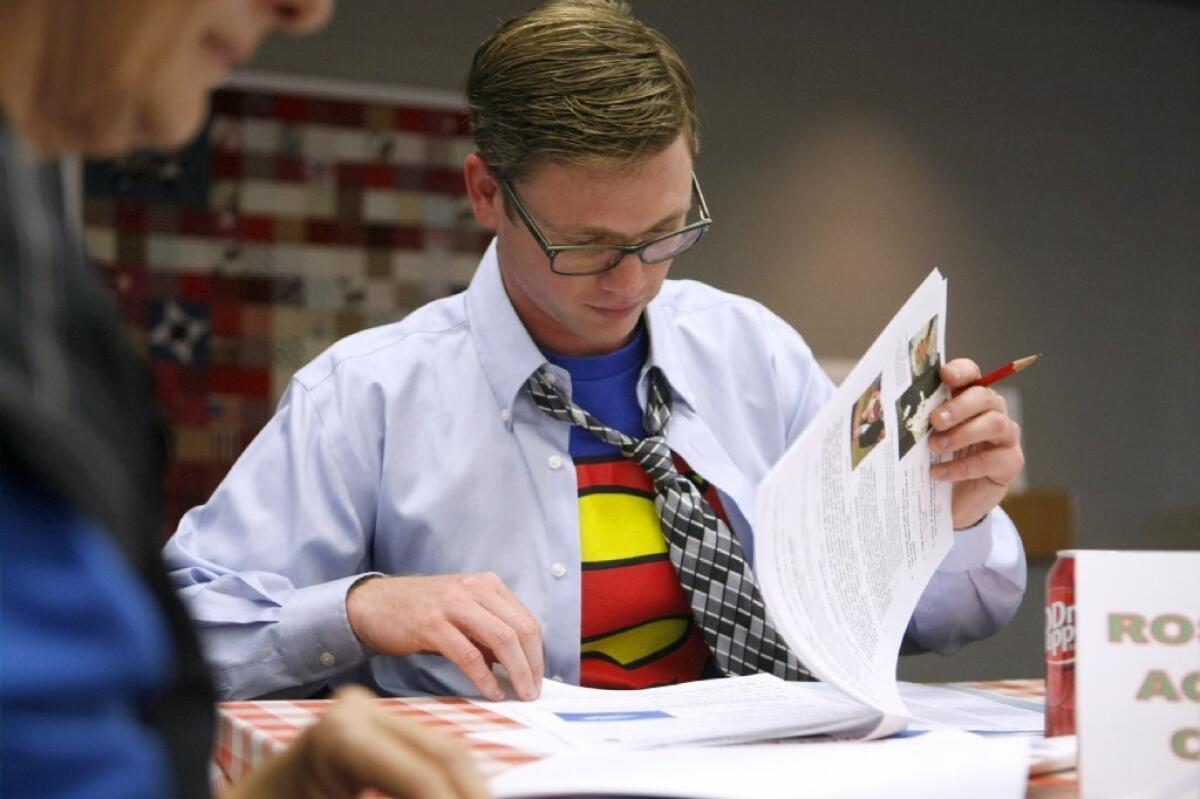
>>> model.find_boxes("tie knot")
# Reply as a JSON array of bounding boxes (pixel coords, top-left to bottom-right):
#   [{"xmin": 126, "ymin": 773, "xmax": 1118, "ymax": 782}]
[{"xmin": 624, "ymin": 435, "xmax": 678, "ymax": 485}]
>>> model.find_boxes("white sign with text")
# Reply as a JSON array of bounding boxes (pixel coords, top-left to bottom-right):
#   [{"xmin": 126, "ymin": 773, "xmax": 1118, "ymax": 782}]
[{"xmin": 1075, "ymin": 550, "xmax": 1200, "ymax": 798}]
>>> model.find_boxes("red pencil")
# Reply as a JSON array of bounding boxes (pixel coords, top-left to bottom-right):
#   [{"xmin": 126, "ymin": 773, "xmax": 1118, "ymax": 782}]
[{"xmin": 957, "ymin": 354, "xmax": 1040, "ymax": 394}]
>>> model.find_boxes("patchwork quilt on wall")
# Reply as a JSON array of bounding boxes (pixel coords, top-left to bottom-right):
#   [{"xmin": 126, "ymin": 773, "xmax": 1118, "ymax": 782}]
[{"xmin": 83, "ymin": 76, "xmax": 488, "ymax": 532}]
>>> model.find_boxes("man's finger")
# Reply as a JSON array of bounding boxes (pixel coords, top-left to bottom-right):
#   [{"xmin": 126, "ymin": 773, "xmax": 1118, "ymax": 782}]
[
  {"xmin": 485, "ymin": 584, "xmax": 545, "ymax": 694},
  {"xmin": 931, "ymin": 385, "xmax": 1006, "ymax": 432},
  {"xmin": 428, "ymin": 621, "xmax": 505, "ymax": 701},
  {"xmin": 932, "ymin": 445, "xmax": 1023, "ymax": 485},
  {"xmin": 930, "ymin": 410, "xmax": 1018, "ymax": 455},
  {"xmin": 940, "ymin": 358, "xmax": 981, "ymax": 387},
  {"xmin": 452, "ymin": 601, "xmax": 537, "ymax": 701}
]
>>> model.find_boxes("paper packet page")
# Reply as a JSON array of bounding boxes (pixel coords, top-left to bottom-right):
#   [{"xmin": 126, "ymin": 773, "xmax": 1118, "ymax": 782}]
[
  {"xmin": 898, "ymin": 683, "xmax": 1045, "ymax": 733},
  {"xmin": 491, "ymin": 731, "xmax": 1030, "ymax": 799},
  {"xmin": 479, "ymin": 673, "xmax": 879, "ymax": 749},
  {"xmin": 755, "ymin": 269, "xmax": 954, "ymax": 718}
]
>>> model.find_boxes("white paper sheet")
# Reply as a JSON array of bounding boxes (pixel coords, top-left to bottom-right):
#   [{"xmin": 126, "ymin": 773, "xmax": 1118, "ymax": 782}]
[
  {"xmin": 755, "ymin": 269, "xmax": 954, "ymax": 729},
  {"xmin": 899, "ymin": 682, "xmax": 1045, "ymax": 733},
  {"xmin": 491, "ymin": 731, "xmax": 1030, "ymax": 799},
  {"xmin": 480, "ymin": 674, "xmax": 881, "ymax": 749}
]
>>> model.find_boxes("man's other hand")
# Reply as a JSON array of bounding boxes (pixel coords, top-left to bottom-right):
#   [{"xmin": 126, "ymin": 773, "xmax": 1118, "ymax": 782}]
[{"xmin": 347, "ymin": 573, "xmax": 543, "ymax": 701}]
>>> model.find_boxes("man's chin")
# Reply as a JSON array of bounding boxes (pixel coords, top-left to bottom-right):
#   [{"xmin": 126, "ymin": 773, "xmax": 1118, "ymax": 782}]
[
  {"xmin": 133, "ymin": 99, "xmax": 209, "ymax": 152},
  {"xmin": 579, "ymin": 315, "xmax": 644, "ymax": 354}
]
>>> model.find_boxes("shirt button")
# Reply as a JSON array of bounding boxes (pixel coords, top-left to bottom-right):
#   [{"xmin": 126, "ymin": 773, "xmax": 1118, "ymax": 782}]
[
  {"xmin": 499, "ymin": 408, "xmax": 510, "ymax": 423},
  {"xmin": 547, "ymin": 455, "xmax": 563, "ymax": 470},
  {"xmin": 551, "ymin": 562, "xmax": 567, "ymax": 579},
  {"xmin": 319, "ymin": 651, "xmax": 336, "ymax": 668}
]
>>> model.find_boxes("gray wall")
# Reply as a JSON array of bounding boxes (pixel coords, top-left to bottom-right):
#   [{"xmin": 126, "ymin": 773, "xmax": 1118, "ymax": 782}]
[{"xmin": 249, "ymin": 1, "xmax": 1200, "ymax": 681}]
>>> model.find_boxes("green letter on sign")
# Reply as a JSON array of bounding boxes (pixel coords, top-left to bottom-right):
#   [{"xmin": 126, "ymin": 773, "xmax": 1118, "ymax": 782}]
[
  {"xmin": 1108, "ymin": 613, "xmax": 1147, "ymax": 643},
  {"xmin": 1150, "ymin": 614, "xmax": 1195, "ymax": 645},
  {"xmin": 1137, "ymin": 670, "xmax": 1181, "ymax": 702},
  {"xmin": 1184, "ymin": 672, "xmax": 1200, "ymax": 703},
  {"xmin": 1173, "ymin": 728, "xmax": 1200, "ymax": 761}
]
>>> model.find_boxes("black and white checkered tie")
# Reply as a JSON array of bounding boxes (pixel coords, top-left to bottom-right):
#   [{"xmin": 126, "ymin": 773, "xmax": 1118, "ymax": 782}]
[{"xmin": 526, "ymin": 366, "xmax": 811, "ymax": 680}]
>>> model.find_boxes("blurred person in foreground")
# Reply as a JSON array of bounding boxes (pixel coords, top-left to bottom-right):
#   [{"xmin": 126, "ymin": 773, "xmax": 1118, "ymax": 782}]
[
  {"xmin": 0, "ymin": 1, "xmax": 487, "ymax": 797},
  {"xmin": 165, "ymin": 0, "xmax": 1028, "ymax": 706}
]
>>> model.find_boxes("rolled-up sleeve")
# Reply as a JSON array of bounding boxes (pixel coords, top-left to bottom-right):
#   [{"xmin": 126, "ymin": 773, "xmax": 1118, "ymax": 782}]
[
  {"xmin": 905, "ymin": 507, "xmax": 1027, "ymax": 655},
  {"xmin": 163, "ymin": 380, "xmax": 379, "ymax": 699}
]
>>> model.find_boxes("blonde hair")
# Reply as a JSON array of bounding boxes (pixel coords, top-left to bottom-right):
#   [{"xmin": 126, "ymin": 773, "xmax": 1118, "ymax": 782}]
[{"xmin": 466, "ymin": 0, "xmax": 700, "ymax": 180}]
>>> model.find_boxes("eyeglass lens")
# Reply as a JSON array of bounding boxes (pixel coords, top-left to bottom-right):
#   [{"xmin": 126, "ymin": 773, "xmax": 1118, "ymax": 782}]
[{"xmin": 554, "ymin": 227, "xmax": 707, "ymax": 274}]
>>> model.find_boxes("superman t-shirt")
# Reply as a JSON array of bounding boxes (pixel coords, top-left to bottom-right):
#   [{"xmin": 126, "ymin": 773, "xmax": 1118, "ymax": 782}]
[{"xmin": 544, "ymin": 326, "xmax": 727, "ymax": 689}]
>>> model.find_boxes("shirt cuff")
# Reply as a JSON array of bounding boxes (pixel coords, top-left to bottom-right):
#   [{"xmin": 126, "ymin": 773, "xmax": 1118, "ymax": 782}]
[
  {"xmin": 939, "ymin": 512, "xmax": 1000, "ymax": 572},
  {"xmin": 278, "ymin": 573, "xmax": 379, "ymax": 686}
]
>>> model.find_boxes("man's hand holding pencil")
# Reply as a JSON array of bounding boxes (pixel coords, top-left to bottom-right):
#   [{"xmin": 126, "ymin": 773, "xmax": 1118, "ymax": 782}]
[{"xmin": 929, "ymin": 355, "xmax": 1038, "ymax": 529}]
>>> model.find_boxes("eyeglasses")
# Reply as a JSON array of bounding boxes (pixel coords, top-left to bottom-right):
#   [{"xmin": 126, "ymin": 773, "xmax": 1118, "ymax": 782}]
[{"xmin": 497, "ymin": 173, "xmax": 712, "ymax": 276}]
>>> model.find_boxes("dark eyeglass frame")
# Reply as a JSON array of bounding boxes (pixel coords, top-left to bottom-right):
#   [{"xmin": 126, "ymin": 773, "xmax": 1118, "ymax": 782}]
[{"xmin": 497, "ymin": 172, "xmax": 713, "ymax": 276}]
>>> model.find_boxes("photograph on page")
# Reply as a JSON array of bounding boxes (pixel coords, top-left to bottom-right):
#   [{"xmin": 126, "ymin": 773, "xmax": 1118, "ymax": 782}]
[{"xmin": 896, "ymin": 315, "xmax": 944, "ymax": 460}]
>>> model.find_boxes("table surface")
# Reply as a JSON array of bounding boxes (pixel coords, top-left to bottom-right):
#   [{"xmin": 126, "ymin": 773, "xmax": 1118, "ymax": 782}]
[{"xmin": 215, "ymin": 678, "xmax": 1077, "ymax": 798}]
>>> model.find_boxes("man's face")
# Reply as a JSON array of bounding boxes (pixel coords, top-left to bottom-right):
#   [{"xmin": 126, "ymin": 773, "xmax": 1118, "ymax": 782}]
[
  {"xmin": 21, "ymin": 0, "xmax": 332, "ymax": 154},
  {"xmin": 484, "ymin": 135, "xmax": 696, "ymax": 357}
]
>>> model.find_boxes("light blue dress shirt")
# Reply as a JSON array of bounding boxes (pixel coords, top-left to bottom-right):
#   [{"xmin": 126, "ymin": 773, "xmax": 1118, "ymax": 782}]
[{"xmin": 163, "ymin": 241, "xmax": 1027, "ymax": 700}]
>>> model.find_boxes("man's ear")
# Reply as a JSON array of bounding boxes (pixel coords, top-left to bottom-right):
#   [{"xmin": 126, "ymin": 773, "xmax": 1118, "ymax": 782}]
[{"xmin": 464, "ymin": 153, "xmax": 502, "ymax": 231}]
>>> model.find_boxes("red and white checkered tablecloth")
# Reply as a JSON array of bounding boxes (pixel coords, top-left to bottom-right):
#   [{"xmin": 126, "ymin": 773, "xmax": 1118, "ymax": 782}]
[
  {"xmin": 213, "ymin": 679, "xmax": 1079, "ymax": 797},
  {"xmin": 213, "ymin": 695, "xmax": 542, "ymax": 791}
]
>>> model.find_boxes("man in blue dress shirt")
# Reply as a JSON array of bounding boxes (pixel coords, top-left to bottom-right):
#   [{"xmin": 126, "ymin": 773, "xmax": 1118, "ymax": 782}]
[{"xmin": 164, "ymin": 0, "xmax": 1028, "ymax": 704}]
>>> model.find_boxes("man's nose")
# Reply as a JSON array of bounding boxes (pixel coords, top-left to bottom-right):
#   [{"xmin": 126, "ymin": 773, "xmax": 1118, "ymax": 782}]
[{"xmin": 598, "ymin": 251, "xmax": 646, "ymax": 296}]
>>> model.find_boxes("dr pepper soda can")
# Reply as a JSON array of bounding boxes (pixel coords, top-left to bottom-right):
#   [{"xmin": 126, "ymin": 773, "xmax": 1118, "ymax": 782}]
[{"xmin": 1045, "ymin": 550, "xmax": 1076, "ymax": 737}]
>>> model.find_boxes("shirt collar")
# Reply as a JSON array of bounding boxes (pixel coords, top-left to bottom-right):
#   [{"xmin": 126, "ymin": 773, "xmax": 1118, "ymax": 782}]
[
  {"xmin": 465, "ymin": 239, "xmax": 549, "ymax": 417},
  {"xmin": 643, "ymin": 290, "xmax": 700, "ymax": 415},
  {"xmin": 466, "ymin": 238, "xmax": 699, "ymax": 416}
]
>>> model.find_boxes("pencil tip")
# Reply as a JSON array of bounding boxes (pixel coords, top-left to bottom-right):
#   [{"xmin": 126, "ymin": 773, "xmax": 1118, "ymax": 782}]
[{"xmin": 1015, "ymin": 354, "xmax": 1040, "ymax": 371}]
